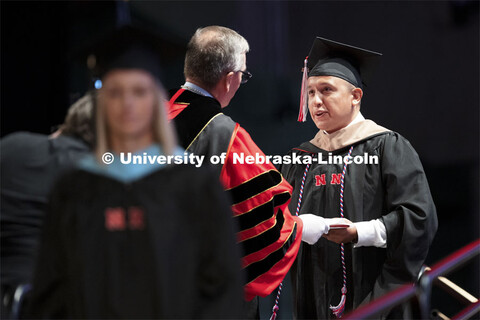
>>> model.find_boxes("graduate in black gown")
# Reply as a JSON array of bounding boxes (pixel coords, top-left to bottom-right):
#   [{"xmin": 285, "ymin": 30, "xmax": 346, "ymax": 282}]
[
  {"xmin": 26, "ymin": 26, "xmax": 243, "ymax": 319},
  {"xmin": 281, "ymin": 37, "xmax": 438, "ymax": 319}
]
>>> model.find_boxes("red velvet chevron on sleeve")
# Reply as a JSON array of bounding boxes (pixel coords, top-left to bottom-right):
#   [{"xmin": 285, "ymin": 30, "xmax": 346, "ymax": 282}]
[{"xmin": 220, "ymin": 125, "xmax": 303, "ymax": 301}]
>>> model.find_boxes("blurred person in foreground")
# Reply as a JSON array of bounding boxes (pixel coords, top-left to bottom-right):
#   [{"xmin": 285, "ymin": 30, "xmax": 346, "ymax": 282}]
[
  {"xmin": 1, "ymin": 92, "xmax": 94, "ymax": 319},
  {"xmin": 281, "ymin": 37, "xmax": 438, "ymax": 319},
  {"xmin": 25, "ymin": 25, "xmax": 243, "ymax": 319}
]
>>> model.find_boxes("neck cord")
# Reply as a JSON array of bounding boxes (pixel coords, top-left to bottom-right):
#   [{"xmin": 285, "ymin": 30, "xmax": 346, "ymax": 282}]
[{"xmin": 330, "ymin": 145, "xmax": 354, "ymax": 318}]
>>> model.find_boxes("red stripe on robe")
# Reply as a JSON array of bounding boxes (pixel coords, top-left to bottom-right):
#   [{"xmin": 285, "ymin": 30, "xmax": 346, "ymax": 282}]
[{"xmin": 220, "ymin": 126, "xmax": 303, "ymax": 300}]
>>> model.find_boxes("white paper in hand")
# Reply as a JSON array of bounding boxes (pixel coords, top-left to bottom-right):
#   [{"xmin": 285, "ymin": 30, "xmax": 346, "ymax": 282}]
[{"xmin": 326, "ymin": 218, "xmax": 352, "ymax": 230}]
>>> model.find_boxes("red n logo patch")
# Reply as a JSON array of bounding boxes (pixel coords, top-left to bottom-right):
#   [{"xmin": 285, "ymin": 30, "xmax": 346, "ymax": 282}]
[
  {"xmin": 315, "ymin": 174, "xmax": 326, "ymax": 186},
  {"xmin": 105, "ymin": 207, "xmax": 146, "ymax": 231},
  {"xmin": 331, "ymin": 173, "xmax": 343, "ymax": 185},
  {"xmin": 105, "ymin": 207, "xmax": 126, "ymax": 231},
  {"xmin": 128, "ymin": 207, "xmax": 145, "ymax": 230}
]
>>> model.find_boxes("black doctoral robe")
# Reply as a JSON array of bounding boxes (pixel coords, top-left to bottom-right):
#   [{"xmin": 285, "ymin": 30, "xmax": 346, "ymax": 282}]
[
  {"xmin": 281, "ymin": 120, "xmax": 437, "ymax": 319},
  {"xmin": 168, "ymin": 88, "xmax": 303, "ymax": 302},
  {"xmin": 26, "ymin": 163, "xmax": 243, "ymax": 319}
]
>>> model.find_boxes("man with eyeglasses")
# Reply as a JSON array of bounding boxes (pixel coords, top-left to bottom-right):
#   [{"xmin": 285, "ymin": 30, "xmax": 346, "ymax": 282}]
[{"xmin": 168, "ymin": 25, "xmax": 331, "ymax": 318}]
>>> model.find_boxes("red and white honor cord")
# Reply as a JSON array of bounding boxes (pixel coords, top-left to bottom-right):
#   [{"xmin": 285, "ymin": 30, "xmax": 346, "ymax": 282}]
[
  {"xmin": 270, "ymin": 163, "xmax": 311, "ymax": 320},
  {"xmin": 330, "ymin": 145, "xmax": 354, "ymax": 318}
]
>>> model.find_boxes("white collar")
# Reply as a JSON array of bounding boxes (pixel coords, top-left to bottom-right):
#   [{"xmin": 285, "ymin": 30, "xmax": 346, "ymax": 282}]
[
  {"xmin": 347, "ymin": 112, "xmax": 365, "ymax": 128},
  {"xmin": 182, "ymin": 82, "xmax": 214, "ymax": 98}
]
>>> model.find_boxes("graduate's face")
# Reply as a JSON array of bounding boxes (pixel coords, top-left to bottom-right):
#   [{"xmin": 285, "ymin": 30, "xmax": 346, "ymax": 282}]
[
  {"xmin": 100, "ymin": 69, "xmax": 157, "ymax": 141},
  {"xmin": 307, "ymin": 76, "xmax": 362, "ymax": 133}
]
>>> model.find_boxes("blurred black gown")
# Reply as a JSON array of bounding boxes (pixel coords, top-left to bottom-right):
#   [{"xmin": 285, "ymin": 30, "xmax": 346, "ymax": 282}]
[{"xmin": 26, "ymin": 146, "xmax": 243, "ymax": 319}]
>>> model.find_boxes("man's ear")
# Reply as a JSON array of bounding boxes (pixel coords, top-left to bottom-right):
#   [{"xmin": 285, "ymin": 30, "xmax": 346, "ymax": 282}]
[
  {"xmin": 352, "ymin": 87, "xmax": 363, "ymax": 106},
  {"xmin": 224, "ymin": 71, "xmax": 235, "ymax": 92}
]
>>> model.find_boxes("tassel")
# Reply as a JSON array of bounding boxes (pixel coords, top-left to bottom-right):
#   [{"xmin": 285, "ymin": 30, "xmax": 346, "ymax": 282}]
[
  {"xmin": 269, "ymin": 305, "xmax": 279, "ymax": 320},
  {"xmin": 269, "ymin": 281, "xmax": 283, "ymax": 320},
  {"xmin": 330, "ymin": 286, "xmax": 347, "ymax": 318},
  {"xmin": 297, "ymin": 56, "xmax": 309, "ymax": 122}
]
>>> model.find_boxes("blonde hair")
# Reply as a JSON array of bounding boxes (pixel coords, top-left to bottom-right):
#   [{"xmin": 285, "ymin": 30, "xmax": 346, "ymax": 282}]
[{"xmin": 94, "ymin": 81, "xmax": 176, "ymax": 162}]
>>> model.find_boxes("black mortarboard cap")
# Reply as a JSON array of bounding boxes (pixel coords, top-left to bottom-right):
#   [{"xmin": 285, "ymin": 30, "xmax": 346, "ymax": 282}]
[
  {"xmin": 307, "ymin": 37, "xmax": 382, "ymax": 89},
  {"xmin": 82, "ymin": 25, "xmax": 166, "ymax": 81},
  {"xmin": 298, "ymin": 37, "xmax": 382, "ymax": 122}
]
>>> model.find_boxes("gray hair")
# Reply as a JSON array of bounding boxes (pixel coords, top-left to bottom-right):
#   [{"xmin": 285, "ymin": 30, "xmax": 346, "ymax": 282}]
[{"xmin": 184, "ymin": 26, "xmax": 250, "ymax": 90}]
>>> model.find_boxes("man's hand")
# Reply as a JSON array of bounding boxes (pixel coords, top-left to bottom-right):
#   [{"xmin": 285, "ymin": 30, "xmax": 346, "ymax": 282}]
[{"xmin": 323, "ymin": 218, "xmax": 358, "ymax": 244}]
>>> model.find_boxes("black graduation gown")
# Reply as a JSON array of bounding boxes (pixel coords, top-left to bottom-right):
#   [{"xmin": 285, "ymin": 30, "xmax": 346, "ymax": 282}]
[
  {"xmin": 281, "ymin": 130, "xmax": 438, "ymax": 319},
  {"xmin": 26, "ymin": 164, "xmax": 243, "ymax": 319}
]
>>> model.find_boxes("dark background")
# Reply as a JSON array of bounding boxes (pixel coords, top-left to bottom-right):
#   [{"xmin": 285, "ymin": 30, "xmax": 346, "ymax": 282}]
[{"xmin": 1, "ymin": 1, "xmax": 478, "ymax": 318}]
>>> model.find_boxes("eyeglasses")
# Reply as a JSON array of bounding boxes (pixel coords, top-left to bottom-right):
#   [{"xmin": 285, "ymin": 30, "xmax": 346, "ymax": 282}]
[{"xmin": 238, "ymin": 70, "xmax": 252, "ymax": 84}]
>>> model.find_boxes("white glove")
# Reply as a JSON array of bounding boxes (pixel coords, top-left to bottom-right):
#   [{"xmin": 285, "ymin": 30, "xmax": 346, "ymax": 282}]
[{"xmin": 299, "ymin": 214, "xmax": 330, "ymax": 245}]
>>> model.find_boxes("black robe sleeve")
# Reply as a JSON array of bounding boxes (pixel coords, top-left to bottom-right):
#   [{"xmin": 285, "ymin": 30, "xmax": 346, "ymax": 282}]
[{"xmin": 368, "ymin": 134, "xmax": 438, "ymax": 302}]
